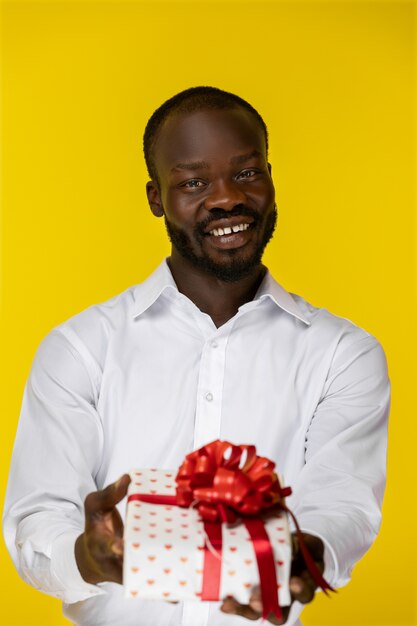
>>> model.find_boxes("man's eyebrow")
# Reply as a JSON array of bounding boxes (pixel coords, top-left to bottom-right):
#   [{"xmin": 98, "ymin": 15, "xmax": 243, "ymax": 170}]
[
  {"xmin": 170, "ymin": 150, "xmax": 264, "ymax": 173},
  {"xmin": 171, "ymin": 161, "xmax": 210, "ymax": 173},
  {"xmin": 230, "ymin": 149, "xmax": 263, "ymax": 165}
]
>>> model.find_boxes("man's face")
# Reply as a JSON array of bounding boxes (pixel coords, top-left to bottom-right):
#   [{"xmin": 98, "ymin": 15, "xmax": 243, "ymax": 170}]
[{"xmin": 147, "ymin": 107, "xmax": 277, "ymax": 282}]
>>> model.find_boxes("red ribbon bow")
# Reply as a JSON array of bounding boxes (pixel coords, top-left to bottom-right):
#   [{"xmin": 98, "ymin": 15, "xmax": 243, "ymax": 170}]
[{"xmin": 175, "ymin": 440, "xmax": 292, "ymax": 524}]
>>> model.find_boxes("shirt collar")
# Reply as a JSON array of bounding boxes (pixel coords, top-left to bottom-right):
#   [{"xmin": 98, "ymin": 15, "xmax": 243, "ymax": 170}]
[
  {"xmin": 132, "ymin": 259, "xmax": 178, "ymax": 318},
  {"xmin": 254, "ymin": 270, "xmax": 311, "ymax": 326},
  {"xmin": 132, "ymin": 258, "xmax": 311, "ymax": 326}
]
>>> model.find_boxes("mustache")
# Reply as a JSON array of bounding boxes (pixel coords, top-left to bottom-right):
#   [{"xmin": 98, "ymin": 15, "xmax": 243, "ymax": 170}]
[{"xmin": 196, "ymin": 206, "xmax": 261, "ymax": 234}]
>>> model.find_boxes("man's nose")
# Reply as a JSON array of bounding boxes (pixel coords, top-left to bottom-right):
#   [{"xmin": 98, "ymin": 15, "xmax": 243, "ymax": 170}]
[{"xmin": 204, "ymin": 179, "xmax": 247, "ymax": 212}]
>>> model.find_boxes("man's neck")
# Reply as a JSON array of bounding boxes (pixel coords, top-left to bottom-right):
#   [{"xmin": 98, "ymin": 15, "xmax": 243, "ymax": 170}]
[{"xmin": 167, "ymin": 251, "xmax": 267, "ymax": 328}]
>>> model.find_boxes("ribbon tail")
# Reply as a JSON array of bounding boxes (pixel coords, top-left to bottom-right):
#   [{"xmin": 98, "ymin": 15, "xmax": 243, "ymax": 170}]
[
  {"xmin": 284, "ymin": 506, "xmax": 335, "ymax": 595},
  {"xmin": 244, "ymin": 519, "xmax": 282, "ymax": 622},
  {"xmin": 201, "ymin": 522, "xmax": 223, "ymax": 600}
]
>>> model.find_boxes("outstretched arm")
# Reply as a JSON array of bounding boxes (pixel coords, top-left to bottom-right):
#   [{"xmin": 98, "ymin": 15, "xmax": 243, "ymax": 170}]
[
  {"xmin": 221, "ymin": 332, "xmax": 391, "ymax": 623},
  {"xmin": 2, "ymin": 329, "xmax": 116, "ymax": 603}
]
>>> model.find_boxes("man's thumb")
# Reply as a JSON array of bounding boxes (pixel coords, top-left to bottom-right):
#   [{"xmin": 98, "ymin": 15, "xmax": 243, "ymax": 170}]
[{"xmin": 84, "ymin": 474, "xmax": 131, "ymax": 514}]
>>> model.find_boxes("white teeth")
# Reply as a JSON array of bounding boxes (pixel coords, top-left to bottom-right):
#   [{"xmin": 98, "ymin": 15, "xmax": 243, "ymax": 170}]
[{"xmin": 209, "ymin": 223, "xmax": 251, "ymax": 237}]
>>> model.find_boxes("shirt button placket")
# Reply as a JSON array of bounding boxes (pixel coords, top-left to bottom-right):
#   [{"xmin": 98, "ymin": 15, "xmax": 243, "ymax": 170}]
[{"xmin": 193, "ymin": 334, "xmax": 227, "ymax": 451}]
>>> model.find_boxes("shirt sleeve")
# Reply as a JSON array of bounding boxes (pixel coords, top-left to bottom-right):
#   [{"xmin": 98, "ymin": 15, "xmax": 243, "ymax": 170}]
[
  {"xmin": 290, "ymin": 333, "xmax": 391, "ymax": 589},
  {"xmin": 2, "ymin": 328, "xmax": 106, "ymax": 603}
]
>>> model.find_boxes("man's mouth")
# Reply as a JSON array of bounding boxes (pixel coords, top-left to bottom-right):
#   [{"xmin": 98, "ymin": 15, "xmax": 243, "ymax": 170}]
[
  {"xmin": 199, "ymin": 216, "xmax": 256, "ymax": 251},
  {"xmin": 209, "ymin": 223, "xmax": 251, "ymax": 237},
  {"xmin": 203, "ymin": 216, "xmax": 255, "ymax": 238}
]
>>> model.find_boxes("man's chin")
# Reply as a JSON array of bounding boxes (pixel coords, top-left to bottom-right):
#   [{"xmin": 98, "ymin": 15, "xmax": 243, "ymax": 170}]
[{"xmin": 180, "ymin": 251, "xmax": 262, "ymax": 283}]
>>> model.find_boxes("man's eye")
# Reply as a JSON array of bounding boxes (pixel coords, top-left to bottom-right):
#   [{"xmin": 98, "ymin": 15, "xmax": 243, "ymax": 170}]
[
  {"xmin": 237, "ymin": 169, "xmax": 258, "ymax": 179},
  {"xmin": 182, "ymin": 180, "xmax": 205, "ymax": 188}
]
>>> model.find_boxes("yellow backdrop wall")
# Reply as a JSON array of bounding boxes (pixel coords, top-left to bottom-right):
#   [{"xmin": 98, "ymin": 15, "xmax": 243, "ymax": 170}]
[{"xmin": 1, "ymin": 1, "xmax": 416, "ymax": 625}]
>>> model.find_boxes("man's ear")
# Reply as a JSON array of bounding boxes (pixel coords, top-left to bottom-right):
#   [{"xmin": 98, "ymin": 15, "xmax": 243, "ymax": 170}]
[
  {"xmin": 267, "ymin": 162, "xmax": 272, "ymax": 175},
  {"xmin": 146, "ymin": 180, "xmax": 164, "ymax": 217}
]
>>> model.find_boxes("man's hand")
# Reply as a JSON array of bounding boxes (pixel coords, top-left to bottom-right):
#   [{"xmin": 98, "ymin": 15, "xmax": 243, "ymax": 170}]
[
  {"xmin": 220, "ymin": 532, "xmax": 325, "ymax": 624},
  {"xmin": 75, "ymin": 474, "xmax": 131, "ymax": 585}
]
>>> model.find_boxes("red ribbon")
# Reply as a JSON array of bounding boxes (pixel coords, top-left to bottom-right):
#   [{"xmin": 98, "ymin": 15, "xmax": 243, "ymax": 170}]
[
  {"xmin": 128, "ymin": 440, "xmax": 334, "ymax": 619},
  {"xmin": 244, "ymin": 518, "xmax": 282, "ymax": 620},
  {"xmin": 201, "ymin": 521, "xmax": 223, "ymax": 601}
]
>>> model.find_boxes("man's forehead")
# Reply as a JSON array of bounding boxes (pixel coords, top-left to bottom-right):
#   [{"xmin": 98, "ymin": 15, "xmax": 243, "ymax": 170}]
[{"xmin": 153, "ymin": 107, "xmax": 267, "ymax": 168}]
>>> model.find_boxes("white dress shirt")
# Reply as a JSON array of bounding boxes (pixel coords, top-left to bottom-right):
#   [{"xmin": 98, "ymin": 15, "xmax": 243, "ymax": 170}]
[{"xmin": 3, "ymin": 259, "xmax": 391, "ymax": 626}]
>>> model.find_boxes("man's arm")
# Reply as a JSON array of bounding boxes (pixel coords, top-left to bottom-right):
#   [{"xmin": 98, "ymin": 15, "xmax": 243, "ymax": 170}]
[
  {"xmin": 222, "ymin": 332, "xmax": 390, "ymax": 623},
  {"xmin": 2, "ymin": 329, "xmax": 113, "ymax": 602},
  {"xmin": 291, "ymin": 333, "xmax": 390, "ymax": 587}
]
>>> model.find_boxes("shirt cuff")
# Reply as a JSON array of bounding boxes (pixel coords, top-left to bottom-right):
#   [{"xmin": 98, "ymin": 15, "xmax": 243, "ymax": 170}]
[
  {"xmin": 50, "ymin": 530, "xmax": 106, "ymax": 603},
  {"xmin": 288, "ymin": 516, "xmax": 342, "ymax": 589}
]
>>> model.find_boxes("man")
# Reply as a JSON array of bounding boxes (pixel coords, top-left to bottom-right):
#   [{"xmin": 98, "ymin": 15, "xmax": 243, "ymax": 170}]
[{"xmin": 3, "ymin": 86, "xmax": 391, "ymax": 626}]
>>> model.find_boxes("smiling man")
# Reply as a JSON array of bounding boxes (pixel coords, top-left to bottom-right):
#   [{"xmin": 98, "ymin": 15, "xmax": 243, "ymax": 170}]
[{"xmin": 3, "ymin": 87, "xmax": 391, "ymax": 626}]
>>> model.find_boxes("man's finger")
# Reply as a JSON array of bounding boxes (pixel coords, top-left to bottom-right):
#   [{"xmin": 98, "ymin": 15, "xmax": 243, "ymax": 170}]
[
  {"xmin": 84, "ymin": 474, "xmax": 131, "ymax": 514},
  {"xmin": 289, "ymin": 574, "xmax": 316, "ymax": 604},
  {"xmin": 110, "ymin": 537, "xmax": 124, "ymax": 557},
  {"xmin": 221, "ymin": 594, "xmax": 288, "ymax": 625},
  {"xmin": 248, "ymin": 586, "xmax": 263, "ymax": 614},
  {"xmin": 220, "ymin": 596, "xmax": 260, "ymax": 621}
]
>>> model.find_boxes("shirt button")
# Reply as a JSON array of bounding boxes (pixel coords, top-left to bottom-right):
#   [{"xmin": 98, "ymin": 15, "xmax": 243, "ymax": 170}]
[
  {"xmin": 210, "ymin": 340, "xmax": 218, "ymax": 348},
  {"xmin": 205, "ymin": 392, "xmax": 214, "ymax": 402}
]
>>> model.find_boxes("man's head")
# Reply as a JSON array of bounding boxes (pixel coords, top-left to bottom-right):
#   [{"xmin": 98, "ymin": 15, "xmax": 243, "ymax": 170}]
[{"xmin": 144, "ymin": 86, "xmax": 277, "ymax": 282}]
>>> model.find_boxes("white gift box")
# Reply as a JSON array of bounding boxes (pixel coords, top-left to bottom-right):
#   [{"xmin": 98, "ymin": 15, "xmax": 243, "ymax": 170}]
[{"xmin": 123, "ymin": 468, "xmax": 291, "ymax": 606}]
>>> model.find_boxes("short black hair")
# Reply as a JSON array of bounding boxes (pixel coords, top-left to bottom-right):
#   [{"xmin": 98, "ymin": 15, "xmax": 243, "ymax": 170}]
[{"xmin": 143, "ymin": 86, "xmax": 269, "ymax": 183}]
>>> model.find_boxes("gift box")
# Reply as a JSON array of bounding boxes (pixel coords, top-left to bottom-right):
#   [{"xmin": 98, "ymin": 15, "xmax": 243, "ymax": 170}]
[{"xmin": 123, "ymin": 440, "xmax": 331, "ymax": 620}]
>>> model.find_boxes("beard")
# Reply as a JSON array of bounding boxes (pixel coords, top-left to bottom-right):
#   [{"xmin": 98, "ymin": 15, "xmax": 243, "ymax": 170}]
[{"xmin": 164, "ymin": 205, "xmax": 278, "ymax": 283}]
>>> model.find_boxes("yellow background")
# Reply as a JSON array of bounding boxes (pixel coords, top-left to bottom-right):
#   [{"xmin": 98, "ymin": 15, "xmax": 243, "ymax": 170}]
[{"xmin": 1, "ymin": 0, "xmax": 416, "ymax": 624}]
